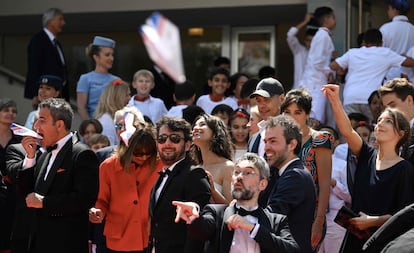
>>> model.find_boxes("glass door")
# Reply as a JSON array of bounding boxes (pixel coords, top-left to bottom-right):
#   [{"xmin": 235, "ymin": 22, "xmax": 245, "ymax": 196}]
[{"xmin": 230, "ymin": 26, "xmax": 275, "ymax": 78}]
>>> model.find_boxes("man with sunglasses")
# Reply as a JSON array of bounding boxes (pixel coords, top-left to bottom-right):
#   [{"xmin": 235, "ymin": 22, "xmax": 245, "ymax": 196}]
[{"xmin": 149, "ymin": 116, "xmax": 211, "ymax": 253}]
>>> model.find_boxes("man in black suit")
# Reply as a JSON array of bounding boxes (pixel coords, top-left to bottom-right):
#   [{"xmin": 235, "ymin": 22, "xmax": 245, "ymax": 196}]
[
  {"xmin": 149, "ymin": 116, "xmax": 211, "ymax": 253},
  {"xmin": 261, "ymin": 115, "xmax": 316, "ymax": 253},
  {"xmin": 19, "ymin": 98, "xmax": 99, "ymax": 253},
  {"xmin": 173, "ymin": 152, "xmax": 299, "ymax": 253},
  {"xmin": 25, "ymin": 8, "xmax": 68, "ymax": 109}
]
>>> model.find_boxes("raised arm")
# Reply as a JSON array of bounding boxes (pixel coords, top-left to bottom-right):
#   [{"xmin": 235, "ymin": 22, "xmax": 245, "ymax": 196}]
[{"xmin": 322, "ymin": 84, "xmax": 363, "ymax": 156}]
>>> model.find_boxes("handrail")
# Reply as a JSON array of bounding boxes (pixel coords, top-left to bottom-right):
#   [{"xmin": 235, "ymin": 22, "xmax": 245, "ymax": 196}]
[
  {"xmin": 0, "ymin": 65, "xmax": 25, "ymax": 85},
  {"xmin": 0, "ymin": 65, "xmax": 78, "ymax": 110}
]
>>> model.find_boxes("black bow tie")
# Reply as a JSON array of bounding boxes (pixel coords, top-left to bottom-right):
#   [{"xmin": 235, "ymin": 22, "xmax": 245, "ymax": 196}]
[
  {"xmin": 158, "ymin": 169, "xmax": 171, "ymax": 177},
  {"xmin": 46, "ymin": 144, "xmax": 58, "ymax": 153},
  {"xmin": 236, "ymin": 206, "xmax": 260, "ymax": 217}
]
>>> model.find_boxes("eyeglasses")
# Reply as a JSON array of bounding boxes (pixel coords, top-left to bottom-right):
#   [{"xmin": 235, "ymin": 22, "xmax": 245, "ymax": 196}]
[
  {"xmin": 115, "ymin": 123, "xmax": 123, "ymax": 130},
  {"xmin": 157, "ymin": 134, "xmax": 184, "ymax": 144},
  {"xmin": 232, "ymin": 170, "xmax": 258, "ymax": 177}
]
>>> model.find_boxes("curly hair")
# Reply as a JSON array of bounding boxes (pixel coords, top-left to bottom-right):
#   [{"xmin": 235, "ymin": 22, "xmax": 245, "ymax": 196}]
[{"xmin": 190, "ymin": 114, "xmax": 234, "ymax": 164}]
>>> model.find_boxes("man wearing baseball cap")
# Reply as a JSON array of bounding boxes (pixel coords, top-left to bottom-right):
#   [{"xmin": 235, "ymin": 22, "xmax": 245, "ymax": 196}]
[
  {"xmin": 24, "ymin": 75, "xmax": 64, "ymax": 129},
  {"xmin": 248, "ymin": 77, "xmax": 285, "ymax": 156}
]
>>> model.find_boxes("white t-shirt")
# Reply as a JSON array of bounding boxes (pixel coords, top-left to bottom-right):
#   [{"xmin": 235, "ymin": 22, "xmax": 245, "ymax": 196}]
[
  {"xmin": 299, "ymin": 27, "xmax": 334, "ymax": 89},
  {"xmin": 166, "ymin": 105, "xmax": 188, "ymax": 118},
  {"xmin": 287, "ymin": 27, "xmax": 309, "ymax": 88},
  {"xmin": 196, "ymin": 95, "xmax": 238, "ymax": 114},
  {"xmin": 335, "ymin": 46, "xmax": 405, "ymax": 105},
  {"xmin": 128, "ymin": 96, "xmax": 167, "ymax": 124},
  {"xmin": 380, "ymin": 15, "xmax": 414, "ymax": 80}
]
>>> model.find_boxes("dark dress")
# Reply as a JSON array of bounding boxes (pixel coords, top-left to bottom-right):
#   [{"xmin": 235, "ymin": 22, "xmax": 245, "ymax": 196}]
[{"xmin": 341, "ymin": 142, "xmax": 414, "ymax": 252}]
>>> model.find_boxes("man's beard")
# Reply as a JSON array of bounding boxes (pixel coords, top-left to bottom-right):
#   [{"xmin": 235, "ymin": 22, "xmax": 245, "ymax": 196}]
[
  {"xmin": 159, "ymin": 147, "xmax": 185, "ymax": 165},
  {"xmin": 231, "ymin": 182, "xmax": 254, "ymax": 201}
]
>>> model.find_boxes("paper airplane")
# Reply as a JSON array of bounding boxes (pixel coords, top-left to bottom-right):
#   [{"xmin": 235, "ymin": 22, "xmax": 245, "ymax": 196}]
[{"xmin": 140, "ymin": 12, "xmax": 186, "ymax": 84}]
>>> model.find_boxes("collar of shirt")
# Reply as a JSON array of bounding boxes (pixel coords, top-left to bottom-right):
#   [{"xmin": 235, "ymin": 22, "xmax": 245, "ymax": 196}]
[
  {"xmin": 235, "ymin": 203, "xmax": 259, "ymax": 212},
  {"xmin": 43, "ymin": 27, "xmax": 56, "ymax": 43},
  {"xmin": 320, "ymin": 27, "xmax": 332, "ymax": 36},
  {"xmin": 278, "ymin": 157, "xmax": 300, "ymax": 176},
  {"xmin": 393, "ymin": 15, "xmax": 409, "ymax": 22},
  {"xmin": 51, "ymin": 132, "xmax": 73, "ymax": 155},
  {"xmin": 410, "ymin": 117, "xmax": 414, "ymax": 128},
  {"xmin": 257, "ymin": 120, "xmax": 267, "ymax": 132},
  {"xmin": 163, "ymin": 157, "xmax": 185, "ymax": 173}
]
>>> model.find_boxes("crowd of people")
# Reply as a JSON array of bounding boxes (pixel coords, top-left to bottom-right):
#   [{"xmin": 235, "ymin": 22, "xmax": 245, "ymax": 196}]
[{"xmin": 1, "ymin": 1, "xmax": 414, "ymax": 253}]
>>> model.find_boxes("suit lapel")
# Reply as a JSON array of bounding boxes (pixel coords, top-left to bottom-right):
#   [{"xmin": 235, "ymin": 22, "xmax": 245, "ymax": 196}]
[
  {"xmin": 220, "ymin": 205, "xmax": 236, "ymax": 253},
  {"xmin": 34, "ymin": 134, "xmax": 78, "ymax": 195},
  {"xmin": 40, "ymin": 140, "xmax": 71, "ymax": 194}
]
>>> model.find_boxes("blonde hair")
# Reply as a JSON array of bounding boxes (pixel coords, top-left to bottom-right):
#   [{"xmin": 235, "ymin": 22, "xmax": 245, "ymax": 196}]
[
  {"xmin": 133, "ymin": 69, "xmax": 154, "ymax": 82},
  {"xmin": 94, "ymin": 80, "xmax": 130, "ymax": 119}
]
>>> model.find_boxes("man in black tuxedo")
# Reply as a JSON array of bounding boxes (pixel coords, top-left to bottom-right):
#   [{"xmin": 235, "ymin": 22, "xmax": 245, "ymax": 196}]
[
  {"xmin": 173, "ymin": 152, "xmax": 299, "ymax": 253},
  {"xmin": 25, "ymin": 8, "xmax": 68, "ymax": 109},
  {"xmin": 149, "ymin": 116, "xmax": 211, "ymax": 253},
  {"xmin": 19, "ymin": 98, "xmax": 99, "ymax": 253},
  {"xmin": 261, "ymin": 115, "xmax": 316, "ymax": 253}
]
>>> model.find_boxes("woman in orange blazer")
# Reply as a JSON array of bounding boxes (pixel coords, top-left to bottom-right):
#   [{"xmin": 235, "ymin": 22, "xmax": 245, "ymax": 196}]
[{"xmin": 90, "ymin": 125, "xmax": 162, "ymax": 252}]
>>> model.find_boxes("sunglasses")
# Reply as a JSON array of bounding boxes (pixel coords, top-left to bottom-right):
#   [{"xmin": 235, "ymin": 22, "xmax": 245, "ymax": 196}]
[
  {"xmin": 157, "ymin": 134, "xmax": 184, "ymax": 144},
  {"xmin": 115, "ymin": 123, "xmax": 123, "ymax": 130}
]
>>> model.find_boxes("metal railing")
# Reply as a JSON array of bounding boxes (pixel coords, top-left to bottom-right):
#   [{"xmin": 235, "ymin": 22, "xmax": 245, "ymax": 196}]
[{"xmin": 0, "ymin": 65, "xmax": 25, "ymax": 85}]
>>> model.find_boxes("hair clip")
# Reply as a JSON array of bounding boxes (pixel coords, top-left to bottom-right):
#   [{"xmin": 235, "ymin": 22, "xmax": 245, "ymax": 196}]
[
  {"xmin": 113, "ymin": 79, "xmax": 123, "ymax": 86},
  {"xmin": 234, "ymin": 111, "xmax": 249, "ymax": 119}
]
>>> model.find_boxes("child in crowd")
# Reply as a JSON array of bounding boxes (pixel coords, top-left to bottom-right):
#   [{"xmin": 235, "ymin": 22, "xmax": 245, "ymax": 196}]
[
  {"xmin": 95, "ymin": 79, "xmax": 131, "ymax": 146},
  {"xmin": 330, "ymin": 28, "xmax": 414, "ymax": 124},
  {"xmin": 229, "ymin": 108, "xmax": 250, "ymax": 161},
  {"xmin": 24, "ymin": 75, "xmax": 63, "ymax": 129},
  {"xmin": 227, "ymin": 72, "xmax": 249, "ymax": 106},
  {"xmin": 287, "ymin": 13, "xmax": 318, "ymax": 88},
  {"xmin": 86, "ymin": 133, "xmax": 110, "ymax": 153},
  {"xmin": 128, "ymin": 69, "xmax": 167, "ymax": 124},
  {"xmin": 239, "ymin": 78, "xmax": 259, "ymax": 112},
  {"xmin": 166, "ymin": 80, "xmax": 196, "ymax": 118},
  {"xmin": 78, "ymin": 119, "xmax": 103, "ymax": 144},
  {"xmin": 196, "ymin": 67, "xmax": 238, "ymax": 113},
  {"xmin": 298, "ymin": 6, "xmax": 336, "ymax": 124},
  {"xmin": 211, "ymin": 104, "xmax": 234, "ymax": 126},
  {"xmin": 182, "ymin": 105, "xmax": 205, "ymax": 125}
]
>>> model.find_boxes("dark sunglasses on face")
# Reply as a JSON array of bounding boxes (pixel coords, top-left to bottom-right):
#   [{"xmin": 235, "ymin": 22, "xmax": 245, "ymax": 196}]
[
  {"xmin": 115, "ymin": 123, "xmax": 123, "ymax": 130},
  {"xmin": 157, "ymin": 134, "xmax": 184, "ymax": 144}
]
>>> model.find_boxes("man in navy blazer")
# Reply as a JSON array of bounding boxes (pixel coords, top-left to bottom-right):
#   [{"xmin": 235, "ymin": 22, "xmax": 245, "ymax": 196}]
[
  {"xmin": 25, "ymin": 8, "xmax": 68, "ymax": 109},
  {"xmin": 173, "ymin": 153, "xmax": 299, "ymax": 253},
  {"xmin": 261, "ymin": 115, "xmax": 317, "ymax": 253},
  {"xmin": 149, "ymin": 116, "xmax": 211, "ymax": 253},
  {"xmin": 19, "ymin": 98, "xmax": 99, "ymax": 253}
]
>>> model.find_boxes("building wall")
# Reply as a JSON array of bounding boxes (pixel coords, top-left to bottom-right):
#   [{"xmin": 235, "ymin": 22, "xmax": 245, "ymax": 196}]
[{"xmin": 0, "ymin": 0, "xmax": 305, "ymax": 15}]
